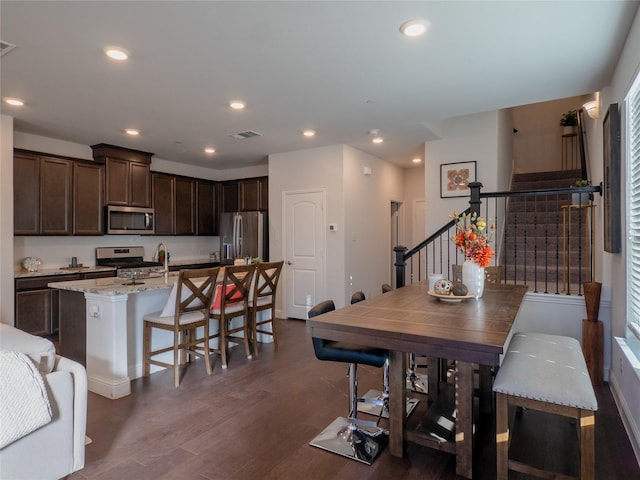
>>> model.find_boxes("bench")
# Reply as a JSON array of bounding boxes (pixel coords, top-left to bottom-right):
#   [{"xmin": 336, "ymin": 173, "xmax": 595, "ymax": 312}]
[{"xmin": 493, "ymin": 332, "xmax": 598, "ymax": 480}]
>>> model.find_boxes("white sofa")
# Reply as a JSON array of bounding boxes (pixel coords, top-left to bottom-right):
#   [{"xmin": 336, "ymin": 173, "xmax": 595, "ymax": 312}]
[{"xmin": 0, "ymin": 323, "xmax": 87, "ymax": 480}]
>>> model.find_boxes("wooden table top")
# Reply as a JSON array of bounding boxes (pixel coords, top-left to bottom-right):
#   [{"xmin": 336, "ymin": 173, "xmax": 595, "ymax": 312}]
[{"xmin": 307, "ymin": 283, "xmax": 529, "ymax": 365}]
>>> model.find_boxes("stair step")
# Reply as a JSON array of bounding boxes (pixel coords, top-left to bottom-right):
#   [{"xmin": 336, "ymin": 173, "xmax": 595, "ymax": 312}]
[{"xmin": 512, "ymin": 169, "xmax": 582, "ymax": 183}]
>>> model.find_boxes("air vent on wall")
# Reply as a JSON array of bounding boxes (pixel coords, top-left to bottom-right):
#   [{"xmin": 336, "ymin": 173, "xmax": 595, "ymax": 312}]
[
  {"xmin": 229, "ymin": 130, "xmax": 262, "ymax": 140},
  {"xmin": 0, "ymin": 41, "xmax": 16, "ymax": 57}
]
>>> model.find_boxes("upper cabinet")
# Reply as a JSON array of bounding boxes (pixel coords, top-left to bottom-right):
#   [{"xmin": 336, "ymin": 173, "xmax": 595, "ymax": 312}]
[
  {"xmin": 222, "ymin": 177, "xmax": 268, "ymax": 213},
  {"xmin": 196, "ymin": 180, "xmax": 217, "ymax": 236},
  {"xmin": 91, "ymin": 143, "xmax": 153, "ymax": 207},
  {"xmin": 151, "ymin": 172, "xmax": 196, "ymax": 236},
  {"xmin": 73, "ymin": 161, "xmax": 104, "ymax": 235},
  {"xmin": 14, "ymin": 150, "xmax": 74, "ymax": 235},
  {"xmin": 221, "ymin": 181, "xmax": 239, "ymax": 213}
]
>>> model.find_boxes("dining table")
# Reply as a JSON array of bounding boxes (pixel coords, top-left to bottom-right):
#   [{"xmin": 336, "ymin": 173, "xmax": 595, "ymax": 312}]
[{"xmin": 306, "ymin": 282, "xmax": 528, "ymax": 478}]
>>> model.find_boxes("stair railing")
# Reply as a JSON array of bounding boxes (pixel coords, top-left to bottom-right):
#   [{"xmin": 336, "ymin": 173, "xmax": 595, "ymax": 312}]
[{"xmin": 395, "ymin": 182, "xmax": 601, "ymax": 295}]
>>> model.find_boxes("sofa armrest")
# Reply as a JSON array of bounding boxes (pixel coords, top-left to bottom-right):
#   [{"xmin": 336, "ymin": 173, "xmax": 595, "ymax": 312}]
[{"xmin": 54, "ymin": 355, "xmax": 87, "ymax": 473}]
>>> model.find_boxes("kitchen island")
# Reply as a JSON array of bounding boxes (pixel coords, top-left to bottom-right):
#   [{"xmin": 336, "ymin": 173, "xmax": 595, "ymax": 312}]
[{"xmin": 49, "ymin": 274, "xmax": 178, "ymax": 399}]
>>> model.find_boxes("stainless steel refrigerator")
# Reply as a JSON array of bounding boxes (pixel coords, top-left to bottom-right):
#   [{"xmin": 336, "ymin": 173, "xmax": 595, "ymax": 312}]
[{"xmin": 219, "ymin": 211, "xmax": 268, "ymax": 264}]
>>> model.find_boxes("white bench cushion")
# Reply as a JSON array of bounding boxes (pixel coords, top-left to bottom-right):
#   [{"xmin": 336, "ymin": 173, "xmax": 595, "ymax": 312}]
[
  {"xmin": 0, "ymin": 323, "xmax": 56, "ymax": 373},
  {"xmin": 493, "ymin": 332, "xmax": 598, "ymax": 411}
]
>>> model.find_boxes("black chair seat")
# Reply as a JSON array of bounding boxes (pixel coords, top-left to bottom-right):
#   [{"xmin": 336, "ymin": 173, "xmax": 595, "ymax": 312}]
[{"xmin": 312, "ymin": 338, "xmax": 387, "ymax": 367}]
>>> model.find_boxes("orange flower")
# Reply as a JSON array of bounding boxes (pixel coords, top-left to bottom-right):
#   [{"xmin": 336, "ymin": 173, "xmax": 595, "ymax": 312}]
[{"xmin": 451, "ymin": 212, "xmax": 495, "ymax": 268}]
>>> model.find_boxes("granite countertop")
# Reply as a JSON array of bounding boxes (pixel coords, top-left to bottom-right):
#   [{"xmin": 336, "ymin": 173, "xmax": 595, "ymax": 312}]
[
  {"xmin": 168, "ymin": 258, "xmax": 219, "ymax": 267},
  {"xmin": 15, "ymin": 266, "xmax": 116, "ymax": 279},
  {"xmin": 15, "ymin": 258, "xmax": 216, "ymax": 279},
  {"xmin": 48, "ymin": 272, "xmax": 179, "ymax": 296}
]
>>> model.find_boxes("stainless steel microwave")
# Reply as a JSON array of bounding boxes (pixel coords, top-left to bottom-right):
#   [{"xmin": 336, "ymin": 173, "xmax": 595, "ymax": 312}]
[{"xmin": 106, "ymin": 206, "xmax": 155, "ymax": 234}]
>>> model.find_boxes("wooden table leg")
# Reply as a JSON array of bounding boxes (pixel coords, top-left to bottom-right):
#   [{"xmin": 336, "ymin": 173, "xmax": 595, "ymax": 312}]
[
  {"xmin": 389, "ymin": 350, "xmax": 406, "ymax": 457},
  {"xmin": 456, "ymin": 360, "xmax": 474, "ymax": 478}
]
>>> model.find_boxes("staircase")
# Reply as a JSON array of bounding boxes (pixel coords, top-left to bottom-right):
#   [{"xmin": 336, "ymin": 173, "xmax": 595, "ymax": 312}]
[{"xmin": 502, "ymin": 169, "xmax": 592, "ymax": 293}]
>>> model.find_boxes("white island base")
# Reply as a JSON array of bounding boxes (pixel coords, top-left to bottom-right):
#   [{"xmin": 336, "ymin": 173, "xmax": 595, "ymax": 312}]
[{"xmin": 51, "ymin": 274, "xmax": 272, "ymax": 399}]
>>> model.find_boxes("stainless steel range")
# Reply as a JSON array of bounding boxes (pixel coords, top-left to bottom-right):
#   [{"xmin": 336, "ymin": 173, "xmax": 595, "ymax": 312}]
[{"xmin": 95, "ymin": 246, "xmax": 163, "ymax": 281}]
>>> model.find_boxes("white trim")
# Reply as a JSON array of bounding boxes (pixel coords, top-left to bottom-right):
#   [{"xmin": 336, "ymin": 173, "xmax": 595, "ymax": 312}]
[{"xmin": 611, "ymin": 337, "xmax": 640, "ymax": 465}]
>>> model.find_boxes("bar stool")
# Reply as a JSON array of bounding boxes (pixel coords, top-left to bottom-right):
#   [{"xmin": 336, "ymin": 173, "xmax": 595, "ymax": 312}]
[
  {"xmin": 250, "ymin": 260, "xmax": 284, "ymax": 357},
  {"xmin": 308, "ymin": 300, "xmax": 388, "ymax": 465}
]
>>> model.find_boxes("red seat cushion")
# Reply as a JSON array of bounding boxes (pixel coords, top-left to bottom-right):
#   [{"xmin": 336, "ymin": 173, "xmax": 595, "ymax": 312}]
[{"xmin": 211, "ymin": 284, "xmax": 243, "ymax": 311}]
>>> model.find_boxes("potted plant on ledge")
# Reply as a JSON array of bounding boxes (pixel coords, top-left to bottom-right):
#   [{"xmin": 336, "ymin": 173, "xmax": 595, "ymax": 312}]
[
  {"xmin": 570, "ymin": 179, "xmax": 591, "ymax": 205},
  {"xmin": 560, "ymin": 110, "xmax": 578, "ymax": 135}
]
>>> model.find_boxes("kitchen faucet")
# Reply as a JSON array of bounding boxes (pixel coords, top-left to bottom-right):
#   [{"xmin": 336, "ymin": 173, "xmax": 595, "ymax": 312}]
[{"xmin": 154, "ymin": 242, "xmax": 169, "ymax": 279}]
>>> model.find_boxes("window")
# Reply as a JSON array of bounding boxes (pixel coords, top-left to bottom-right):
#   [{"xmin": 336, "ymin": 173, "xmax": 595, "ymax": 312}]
[{"xmin": 627, "ymin": 70, "xmax": 640, "ymax": 340}]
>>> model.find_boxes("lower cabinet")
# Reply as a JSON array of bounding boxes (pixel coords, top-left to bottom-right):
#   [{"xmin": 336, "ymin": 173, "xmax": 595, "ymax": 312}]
[
  {"xmin": 15, "ymin": 275, "xmax": 81, "ymax": 336},
  {"xmin": 14, "ymin": 270, "xmax": 116, "ymax": 339}
]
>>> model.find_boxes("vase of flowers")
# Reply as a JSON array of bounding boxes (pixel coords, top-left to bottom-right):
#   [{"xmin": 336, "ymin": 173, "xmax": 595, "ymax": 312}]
[{"xmin": 452, "ymin": 212, "xmax": 495, "ymax": 298}]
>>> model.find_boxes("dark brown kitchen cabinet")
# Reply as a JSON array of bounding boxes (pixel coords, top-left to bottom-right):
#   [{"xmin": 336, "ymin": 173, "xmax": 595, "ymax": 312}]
[
  {"xmin": 151, "ymin": 173, "xmax": 195, "ymax": 235},
  {"xmin": 105, "ymin": 158, "xmax": 151, "ymax": 207},
  {"xmin": 196, "ymin": 180, "xmax": 217, "ymax": 235},
  {"xmin": 15, "ymin": 274, "xmax": 81, "ymax": 336},
  {"xmin": 239, "ymin": 177, "xmax": 268, "ymax": 211},
  {"xmin": 14, "ymin": 152, "xmax": 73, "ymax": 235},
  {"xmin": 152, "ymin": 172, "xmax": 175, "ymax": 235},
  {"xmin": 40, "ymin": 157, "xmax": 73, "ymax": 234},
  {"xmin": 221, "ymin": 181, "xmax": 239, "ymax": 213},
  {"xmin": 175, "ymin": 176, "xmax": 196, "ymax": 235},
  {"xmin": 14, "ymin": 152, "xmax": 40, "ymax": 235},
  {"xmin": 73, "ymin": 161, "xmax": 104, "ymax": 235},
  {"xmin": 92, "ymin": 143, "xmax": 153, "ymax": 207}
]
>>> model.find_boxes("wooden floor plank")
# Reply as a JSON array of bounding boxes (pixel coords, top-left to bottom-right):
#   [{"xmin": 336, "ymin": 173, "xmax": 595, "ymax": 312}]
[{"xmin": 69, "ymin": 318, "xmax": 639, "ymax": 480}]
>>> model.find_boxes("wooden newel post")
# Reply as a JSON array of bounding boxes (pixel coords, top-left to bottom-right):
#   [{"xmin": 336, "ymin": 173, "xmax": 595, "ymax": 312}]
[
  {"xmin": 468, "ymin": 181, "xmax": 483, "ymax": 218},
  {"xmin": 394, "ymin": 245, "xmax": 407, "ymax": 288},
  {"xmin": 582, "ymin": 281, "xmax": 603, "ymax": 386}
]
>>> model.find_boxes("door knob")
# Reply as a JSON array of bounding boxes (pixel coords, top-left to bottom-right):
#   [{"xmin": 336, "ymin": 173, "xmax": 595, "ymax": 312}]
[{"xmin": 286, "ymin": 261, "xmax": 293, "ymax": 265}]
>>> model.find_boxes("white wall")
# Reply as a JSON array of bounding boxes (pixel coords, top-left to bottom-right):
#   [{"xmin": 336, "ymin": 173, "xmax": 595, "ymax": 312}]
[
  {"xmin": 599, "ymin": 4, "xmax": 640, "ymax": 462},
  {"xmin": 511, "ymin": 95, "xmax": 589, "ymax": 174},
  {"xmin": 1, "ymin": 116, "xmax": 15, "ymax": 325},
  {"xmin": 424, "ymin": 110, "xmax": 501, "ymax": 236},
  {"xmin": 268, "ymin": 144, "xmax": 346, "ymax": 308},
  {"xmin": 403, "ymin": 166, "xmax": 425, "ymax": 246},
  {"xmin": 342, "ymin": 145, "xmax": 404, "ymax": 304},
  {"xmin": 268, "ymin": 143, "xmax": 404, "ymax": 310}
]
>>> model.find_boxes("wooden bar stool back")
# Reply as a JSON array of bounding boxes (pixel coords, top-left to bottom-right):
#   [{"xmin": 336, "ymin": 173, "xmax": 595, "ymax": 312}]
[
  {"xmin": 209, "ymin": 264, "xmax": 256, "ymax": 369},
  {"xmin": 250, "ymin": 260, "xmax": 284, "ymax": 357},
  {"xmin": 143, "ymin": 267, "xmax": 220, "ymax": 387}
]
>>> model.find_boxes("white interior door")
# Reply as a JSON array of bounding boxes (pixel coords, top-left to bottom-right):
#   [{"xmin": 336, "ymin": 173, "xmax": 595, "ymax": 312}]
[{"xmin": 283, "ymin": 190, "xmax": 325, "ymax": 319}]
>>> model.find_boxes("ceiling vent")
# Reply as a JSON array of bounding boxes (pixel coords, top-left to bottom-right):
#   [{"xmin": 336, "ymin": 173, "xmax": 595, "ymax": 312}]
[
  {"xmin": 229, "ymin": 130, "xmax": 262, "ymax": 140},
  {"xmin": 0, "ymin": 41, "xmax": 16, "ymax": 57}
]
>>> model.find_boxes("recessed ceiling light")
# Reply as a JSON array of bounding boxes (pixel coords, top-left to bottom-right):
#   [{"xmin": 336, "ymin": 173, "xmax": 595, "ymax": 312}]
[
  {"xmin": 3, "ymin": 97, "xmax": 24, "ymax": 106},
  {"xmin": 125, "ymin": 128, "xmax": 140, "ymax": 136},
  {"xmin": 372, "ymin": 137, "xmax": 384, "ymax": 144},
  {"xmin": 204, "ymin": 147, "xmax": 216, "ymax": 154},
  {"xmin": 103, "ymin": 46, "xmax": 129, "ymax": 61},
  {"xmin": 412, "ymin": 158, "xmax": 422, "ymax": 164},
  {"xmin": 229, "ymin": 101, "xmax": 246, "ymax": 110},
  {"xmin": 400, "ymin": 20, "xmax": 428, "ymax": 37},
  {"xmin": 303, "ymin": 129, "xmax": 316, "ymax": 137}
]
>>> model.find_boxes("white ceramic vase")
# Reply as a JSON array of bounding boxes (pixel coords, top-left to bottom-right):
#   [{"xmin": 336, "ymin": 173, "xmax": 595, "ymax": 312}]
[{"xmin": 462, "ymin": 259, "xmax": 484, "ymax": 299}]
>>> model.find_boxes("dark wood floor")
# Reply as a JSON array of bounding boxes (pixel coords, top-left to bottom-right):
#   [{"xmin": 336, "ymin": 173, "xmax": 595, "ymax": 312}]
[{"xmin": 69, "ymin": 318, "xmax": 639, "ymax": 480}]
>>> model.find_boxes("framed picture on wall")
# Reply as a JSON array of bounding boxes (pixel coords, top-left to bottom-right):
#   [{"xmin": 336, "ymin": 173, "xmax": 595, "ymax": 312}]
[
  {"xmin": 440, "ymin": 161, "xmax": 477, "ymax": 198},
  {"xmin": 603, "ymin": 103, "xmax": 621, "ymax": 254}
]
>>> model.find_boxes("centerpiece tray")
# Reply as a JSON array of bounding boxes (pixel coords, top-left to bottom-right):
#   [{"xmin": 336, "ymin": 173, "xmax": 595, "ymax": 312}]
[{"xmin": 427, "ymin": 291, "xmax": 475, "ymax": 303}]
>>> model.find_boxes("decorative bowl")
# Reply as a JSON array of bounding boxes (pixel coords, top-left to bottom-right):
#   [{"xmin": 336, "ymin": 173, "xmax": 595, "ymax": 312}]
[{"xmin": 22, "ymin": 256, "xmax": 42, "ymax": 272}]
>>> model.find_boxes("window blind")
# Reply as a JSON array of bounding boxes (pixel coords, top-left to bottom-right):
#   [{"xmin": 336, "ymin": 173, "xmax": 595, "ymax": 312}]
[{"xmin": 628, "ymin": 72, "xmax": 640, "ymax": 340}]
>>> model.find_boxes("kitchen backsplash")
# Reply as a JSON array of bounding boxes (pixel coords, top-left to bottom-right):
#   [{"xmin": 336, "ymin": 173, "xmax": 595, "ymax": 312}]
[{"xmin": 14, "ymin": 235, "xmax": 220, "ymax": 270}]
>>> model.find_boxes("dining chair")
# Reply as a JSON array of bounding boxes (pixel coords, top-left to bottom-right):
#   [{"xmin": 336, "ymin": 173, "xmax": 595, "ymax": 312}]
[
  {"xmin": 143, "ymin": 267, "xmax": 220, "ymax": 387},
  {"xmin": 381, "ymin": 283, "xmax": 392, "ymax": 293},
  {"xmin": 350, "ymin": 291, "xmax": 366, "ymax": 304},
  {"xmin": 209, "ymin": 263, "xmax": 256, "ymax": 369},
  {"xmin": 250, "ymin": 260, "xmax": 284, "ymax": 357},
  {"xmin": 451, "ymin": 264, "xmax": 463, "ymax": 283},
  {"xmin": 308, "ymin": 300, "xmax": 389, "ymax": 465},
  {"xmin": 485, "ymin": 265, "xmax": 503, "ymax": 284}
]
